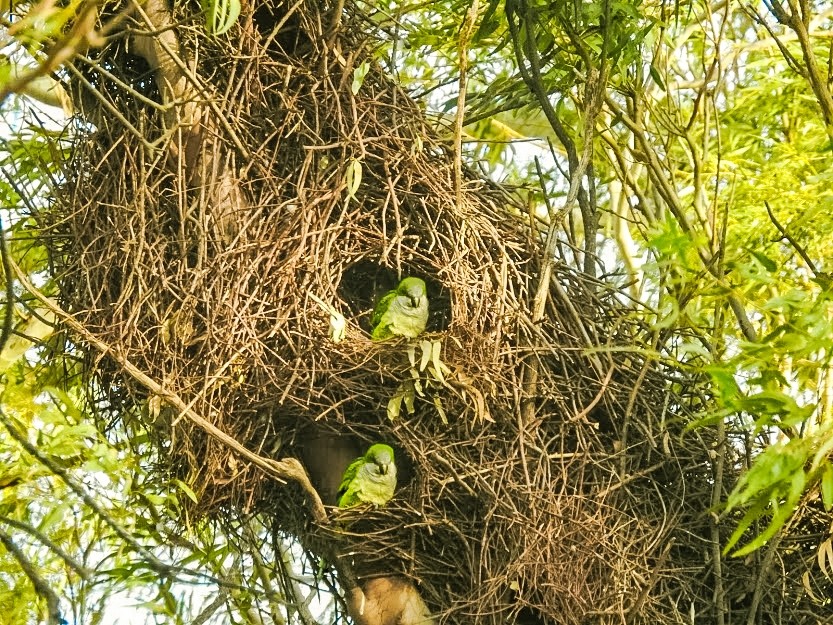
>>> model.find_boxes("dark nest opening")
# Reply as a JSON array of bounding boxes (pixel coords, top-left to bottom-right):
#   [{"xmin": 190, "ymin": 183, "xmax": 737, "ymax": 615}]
[{"xmin": 35, "ymin": 0, "xmax": 833, "ymax": 622}]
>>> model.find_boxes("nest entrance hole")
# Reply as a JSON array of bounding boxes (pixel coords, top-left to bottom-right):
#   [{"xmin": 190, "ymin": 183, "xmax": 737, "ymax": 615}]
[{"xmin": 338, "ymin": 259, "xmax": 451, "ymax": 334}]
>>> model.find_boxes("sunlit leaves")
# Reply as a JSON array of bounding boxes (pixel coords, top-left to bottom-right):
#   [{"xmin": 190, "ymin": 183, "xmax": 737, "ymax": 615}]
[
  {"xmin": 698, "ymin": 249, "xmax": 833, "ymax": 555},
  {"xmin": 0, "ymin": 308, "xmax": 55, "ymax": 373},
  {"xmin": 387, "ymin": 340, "xmax": 451, "ymax": 423},
  {"xmin": 723, "ymin": 424, "xmax": 833, "ymax": 556},
  {"xmin": 344, "ymin": 158, "xmax": 363, "ymax": 205},
  {"xmin": 822, "ymin": 465, "xmax": 833, "ymax": 512},
  {"xmin": 4, "ymin": 0, "xmax": 85, "ymax": 48},
  {"xmin": 723, "ymin": 440, "xmax": 807, "ymax": 556},
  {"xmin": 201, "ymin": 0, "xmax": 241, "ymax": 36},
  {"xmin": 351, "ymin": 61, "xmax": 370, "ymax": 95},
  {"xmin": 0, "ymin": 58, "xmax": 72, "ymax": 112}
]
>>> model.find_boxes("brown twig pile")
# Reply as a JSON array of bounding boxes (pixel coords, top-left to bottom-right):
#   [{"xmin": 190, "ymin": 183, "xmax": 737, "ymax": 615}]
[{"xmin": 35, "ymin": 0, "xmax": 833, "ymax": 622}]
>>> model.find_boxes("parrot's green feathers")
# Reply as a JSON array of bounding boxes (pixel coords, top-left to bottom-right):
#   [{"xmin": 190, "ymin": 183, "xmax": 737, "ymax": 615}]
[
  {"xmin": 370, "ymin": 277, "xmax": 429, "ymax": 341},
  {"xmin": 370, "ymin": 290, "xmax": 397, "ymax": 329},
  {"xmin": 337, "ymin": 443, "xmax": 397, "ymax": 508}
]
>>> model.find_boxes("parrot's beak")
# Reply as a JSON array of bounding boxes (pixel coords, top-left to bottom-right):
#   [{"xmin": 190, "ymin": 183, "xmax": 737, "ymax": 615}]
[
  {"xmin": 379, "ymin": 463, "xmax": 388, "ymax": 475},
  {"xmin": 410, "ymin": 296, "xmax": 421, "ymax": 308}
]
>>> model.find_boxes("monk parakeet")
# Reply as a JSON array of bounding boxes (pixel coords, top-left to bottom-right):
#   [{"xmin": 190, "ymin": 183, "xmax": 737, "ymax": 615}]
[
  {"xmin": 338, "ymin": 444, "xmax": 397, "ymax": 508},
  {"xmin": 370, "ymin": 277, "xmax": 429, "ymax": 341}
]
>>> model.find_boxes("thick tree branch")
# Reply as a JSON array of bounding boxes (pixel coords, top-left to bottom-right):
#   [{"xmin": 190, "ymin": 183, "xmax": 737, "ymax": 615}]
[{"xmin": 129, "ymin": 0, "xmax": 250, "ymax": 242}]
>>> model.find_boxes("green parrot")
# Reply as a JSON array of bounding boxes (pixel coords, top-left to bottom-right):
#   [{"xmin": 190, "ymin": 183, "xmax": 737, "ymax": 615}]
[
  {"xmin": 370, "ymin": 277, "xmax": 429, "ymax": 341},
  {"xmin": 337, "ymin": 443, "xmax": 397, "ymax": 508}
]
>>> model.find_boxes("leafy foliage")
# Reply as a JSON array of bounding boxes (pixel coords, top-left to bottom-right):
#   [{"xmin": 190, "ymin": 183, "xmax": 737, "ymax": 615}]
[{"xmin": 3, "ymin": 0, "xmax": 833, "ymax": 620}]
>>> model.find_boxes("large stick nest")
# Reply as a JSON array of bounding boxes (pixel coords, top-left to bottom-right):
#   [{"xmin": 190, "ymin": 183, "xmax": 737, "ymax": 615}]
[{"xmin": 37, "ymin": 0, "xmax": 833, "ymax": 622}]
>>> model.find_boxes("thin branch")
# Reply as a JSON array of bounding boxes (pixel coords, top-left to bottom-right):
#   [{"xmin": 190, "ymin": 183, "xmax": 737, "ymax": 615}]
[
  {"xmin": 505, "ymin": 0, "xmax": 580, "ymax": 177},
  {"xmin": 0, "ymin": 215, "xmax": 15, "ymax": 358},
  {"xmin": 0, "ymin": 527, "xmax": 65, "ymax": 625},
  {"xmin": 452, "ymin": 0, "xmax": 481, "ymax": 213},
  {"xmin": 0, "ymin": 408, "xmax": 175, "ymax": 575},
  {"xmin": 746, "ymin": 4, "xmax": 806, "ymax": 77},
  {"xmin": 626, "ymin": 537, "xmax": 675, "ymax": 620},
  {"xmin": 276, "ymin": 540, "xmax": 319, "ymax": 625},
  {"xmin": 745, "ymin": 530, "xmax": 784, "ymax": 625},
  {"xmin": 764, "ymin": 201, "xmax": 818, "ymax": 275},
  {"xmin": 8, "ymin": 256, "xmax": 327, "ymax": 524},
  {"xmin": 243, "ymin": 521, "xmax": 288, "ymax": 625},
  {"xmin": 709, "ymin": 206, "xmax": 730, "ymax": 625},
  {"xmin": 192, "ymin": 590, "xmax": 230, "ymax": 625},
  {"xmin": 0, "ymin": 515, "xmax": 92, "ymax": 581},
  {"xmin": 762, "ymin": 0, "xmax": 833, "ymax": 140},
  {"xmin": 604, "ymin": 97, "xmax": 758, "ymax": 342}
]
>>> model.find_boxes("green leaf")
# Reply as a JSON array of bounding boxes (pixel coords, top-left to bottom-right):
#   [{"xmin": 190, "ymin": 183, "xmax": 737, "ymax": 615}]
[
  {"xmin": 43, "ymin": 386, "xmax": 82, "ymax": 420},
  {"xmin": 345, "ymin": 158, "xmax": 362, "ymax": 203},
  {"xmin": 430, "ymin": 340, "xmax": 446, "ymax": 383},
  {"xmin": 433, "ymin": 396, "xmax": 448, "ymax": 425},
  {"xmin": 723, "ymin": 497, "xmax": 768, "ymax": 554},
  {"xmin": 351, "ymin": 61, "xmax": 370, "ymax": 95},
  {"xmin": 202, "ymin": 0, "xmax": 241, "ymax": 35},
  {"xmin": 39, "ymin": 501, "xmax": 70, "ymax": 534},
  {"xmin": 648, "ymin": 64, "xmax": 665, "ymax": 90},
  {"xmin": 174, "ymin": 479, "xmax": 199, "ymax": 504},
  {"xmin": 730, "ymin": 496, "xmax": 796, "ymax": 557},
  {"xmin": 0, "ymin": 309, "xmax": 55, "ymax": 373},
  {"xmin": 651, "ymin": 296, "xmax": 679, "ymax": 330},
  {"xmin": 821, "ymin": 465, "xmax": 833, "ymax": 511},
  {"xmin": 403, "ymin": 381, "xmax": 416, "ymax": 413},
  {"xmin": 388, "ymin": 381, "xmax": 416, "ymax": 421},
  {"xmin": 732, "ymin": 390, "xmax": 815, "ymax": 431},
  {"xmin": 419, "ymin": 340, "xmax": 432, "ymax": 372},
  {"xmin": 750, "ymin": 250, "xmax": 777, "ymax": 272}
]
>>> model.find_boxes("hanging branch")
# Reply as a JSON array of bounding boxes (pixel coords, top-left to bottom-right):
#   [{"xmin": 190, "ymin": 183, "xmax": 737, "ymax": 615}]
[{"xmin": 508, "ymin": 0, "xmax": 609, "ymax": 434}]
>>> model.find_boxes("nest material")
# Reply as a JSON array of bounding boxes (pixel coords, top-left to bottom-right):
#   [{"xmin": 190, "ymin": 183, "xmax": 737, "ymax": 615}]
[{"xmin": 38, "ymin": 0, "xmax": 833, "ymax": 622}]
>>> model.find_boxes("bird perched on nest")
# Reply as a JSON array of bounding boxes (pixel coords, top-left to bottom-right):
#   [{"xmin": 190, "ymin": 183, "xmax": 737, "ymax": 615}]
[
  {"xmin": 338, "ymin": 443, "xmax": 397, "ymax": 508},
  {"xmin": 370, "ymin": 277, "xmax": 429, "ymax": 341}
]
